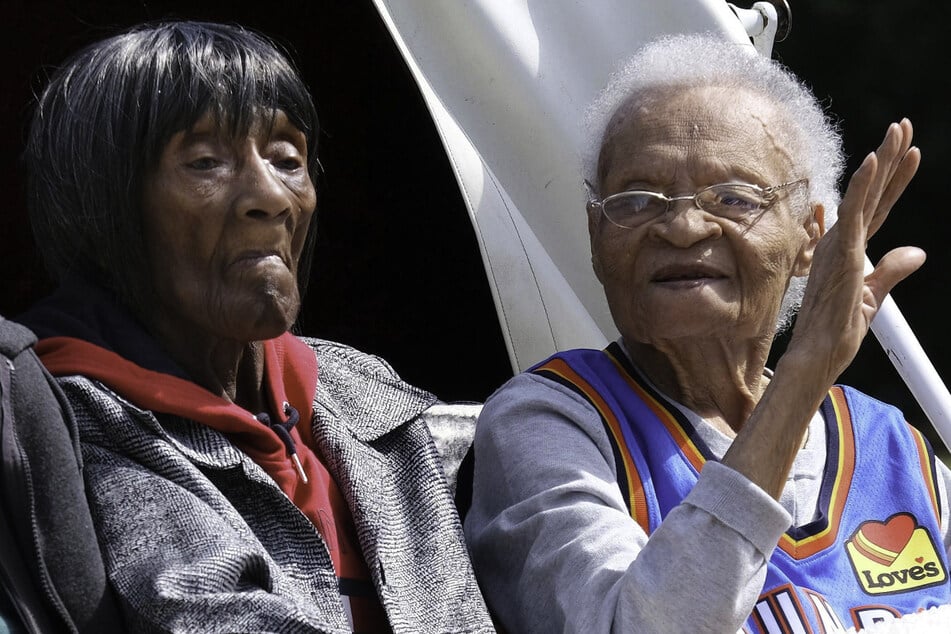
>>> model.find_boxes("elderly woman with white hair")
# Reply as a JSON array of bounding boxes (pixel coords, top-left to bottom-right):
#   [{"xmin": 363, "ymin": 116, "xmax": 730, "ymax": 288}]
[{"xmin": 463, "ymin": 33, "xmax": 951, "ymax": 632}]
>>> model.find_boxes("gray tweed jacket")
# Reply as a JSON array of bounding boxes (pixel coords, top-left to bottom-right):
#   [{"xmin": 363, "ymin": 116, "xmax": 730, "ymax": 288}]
[{"xmin": 61, "ymin": 337, "xmax": 494, "ymax": 633}]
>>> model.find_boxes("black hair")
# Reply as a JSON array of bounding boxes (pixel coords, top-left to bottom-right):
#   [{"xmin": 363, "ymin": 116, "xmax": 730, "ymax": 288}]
[{"xmin": 24, "ymin": 20, "xmax": 321, "ymax": 315}]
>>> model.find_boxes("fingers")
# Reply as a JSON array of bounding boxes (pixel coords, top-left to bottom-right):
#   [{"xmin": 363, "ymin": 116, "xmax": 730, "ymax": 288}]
[
  {"xmin": 876, "ymin": 119, "xmax": 914, "ymax": 186},
  {"xmin": 875, "ymin": 122, "xmax": 904, "ymax": 179},
  {"xmin": 877, "ymin": 119, "xmax": 913, "ymax": 181},
  {"xmin": 859, "ymin": 123, "xmax": 901, "ymax": 223},
  {"xmin": 866, "ymin": 119, "xmax": 918, "ymax": 231},
  {"xmin": 836, "ymin": 151, "xmax": 876, "ymax": 237},
  {"xmin": 868, "ymin": 145, "xmax": 920, "ymax": 237},
  {"xmin": 838, "ymin": 119, "xmax": 919, "ymax": 243}
]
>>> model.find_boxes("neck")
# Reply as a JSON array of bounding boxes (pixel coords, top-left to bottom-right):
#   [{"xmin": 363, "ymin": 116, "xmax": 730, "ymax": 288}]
[
  {"xmin": 148, "ymin": 320, "xmax": 267, "ymax": 412},
  {"xmin": 623, "ymin": 334, "xmax": 773, "ymax": 435}
]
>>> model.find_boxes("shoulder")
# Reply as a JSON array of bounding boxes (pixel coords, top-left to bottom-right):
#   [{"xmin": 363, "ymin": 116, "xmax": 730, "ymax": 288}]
[
  {"xmin": 299, "ymin": 337, "xmax": 429, "ymax": 396},
  {"xmin": 52, "ymin": 375, "xmax": 218, "ymax": 463},
  {"xmin": 297, "ymin": 336, "xmax": 438, "ymax": 436},
  {"xmin": 53, "ymin": 375, "xmax": 139, "ymax": 433},
  {"xmin": 833, "ymin": 385, "xmax": 938, "ymax": 464},
  {"xmin": 477, "ymin": 361, "xmax": 610, "ymax": 453},
  {"xmin": 300, "ymin": 336, "xmax": 404, "ymax": 379},
  {"xmin": 485, "ymin": 349, "xmax": 608, "ymax": 417},
  {"xmin": 836, "ymin": 384, "xmax": 902, "ymax": 410},
  {"xmin": 53, "ymin": 374, "xmax": 145, "ymax": 424},
  {"xmin": 834, "ymin": 384, "xmax": 913, "ymax": 431}
]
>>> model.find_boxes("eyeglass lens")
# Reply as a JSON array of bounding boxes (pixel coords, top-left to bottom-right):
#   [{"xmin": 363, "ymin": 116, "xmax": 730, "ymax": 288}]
[{"xmin": 602, "ymin": 183, "xmax": 770, "ymax": 228}]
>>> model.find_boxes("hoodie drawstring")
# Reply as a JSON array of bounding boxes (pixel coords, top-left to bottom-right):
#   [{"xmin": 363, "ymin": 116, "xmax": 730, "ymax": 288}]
[{"xmin": 254, "ymin": 402, "xmax": 308, "ymax": 483}]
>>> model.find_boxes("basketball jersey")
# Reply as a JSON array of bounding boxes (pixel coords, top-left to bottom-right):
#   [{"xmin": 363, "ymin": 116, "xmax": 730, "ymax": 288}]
[{"xmin": 530, "ymin": 343, "xmax": 950, "ymax": 632}]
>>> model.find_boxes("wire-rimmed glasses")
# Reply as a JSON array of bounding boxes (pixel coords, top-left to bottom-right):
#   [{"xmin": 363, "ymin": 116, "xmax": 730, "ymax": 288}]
[{"xmin": 586, "ymin": 178, "xmax": 808, "ymax": 229}]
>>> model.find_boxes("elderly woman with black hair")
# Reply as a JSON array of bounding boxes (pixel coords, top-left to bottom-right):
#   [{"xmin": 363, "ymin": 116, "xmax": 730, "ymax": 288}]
[
  {"xmin": 17, "ymin": 20, "xmax": 493, "ymax": 633},
  {"xmin": 463, "ymin": 33, "xmax": 951, "ymax": 632}
]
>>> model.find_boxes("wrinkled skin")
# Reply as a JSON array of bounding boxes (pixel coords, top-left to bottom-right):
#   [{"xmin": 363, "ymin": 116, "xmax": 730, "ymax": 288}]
[
  {"xmin": 592, "ymin": 87, "xmax": 818, "ymax": 362},
  {"xmin": 141, "ymin": 109, "xmax": 316, "ymax": 410}
]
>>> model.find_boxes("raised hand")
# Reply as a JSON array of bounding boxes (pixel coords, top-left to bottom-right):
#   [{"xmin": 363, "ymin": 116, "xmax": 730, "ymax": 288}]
[{"xmin": 787, "ymin": 119, "xmax": 925, "ymax": 385}]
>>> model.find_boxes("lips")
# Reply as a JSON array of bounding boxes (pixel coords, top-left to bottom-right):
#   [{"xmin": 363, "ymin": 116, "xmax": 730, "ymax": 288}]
[
  {"xmin": 233, "ymin": 250, "xmax": 288, "ymax": 270},
  {"xmin": 651, "ymin": 263, "xmax": 727, "ymax": 283}
]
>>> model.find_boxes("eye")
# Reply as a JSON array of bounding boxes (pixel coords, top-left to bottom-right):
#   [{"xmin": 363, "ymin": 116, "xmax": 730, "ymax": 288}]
[
  {"xmin": 700, "ymin": 184, "xmax": 764, "ymax": 216},
  {"xmin": 271, "ymin": 155, "xmax": 305, "ymax": 171},
  {"xmin": 186, "ymin": 156, "xmax": 221, "ymax": 170},
  {"xmin": 267, "ymin": 139, "xmax": 307, "ymax": 173},
  {"xmin": 602, "ymin": 191, "xmax": 666, "ymax": 227},
  {"xmin": 611, "ymin": 192, "xmax": 660, "ymax": 213}
]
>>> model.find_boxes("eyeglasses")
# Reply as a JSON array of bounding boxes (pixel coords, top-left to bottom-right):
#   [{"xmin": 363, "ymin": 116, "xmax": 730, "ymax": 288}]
[{"xmin": 586, "ymin": 178, "xmax": 808, "ymax": 229}]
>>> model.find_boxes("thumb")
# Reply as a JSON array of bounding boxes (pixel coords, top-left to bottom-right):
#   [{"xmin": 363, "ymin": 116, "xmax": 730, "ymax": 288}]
[{"xmin": 865, "ymin": 246, "xmax": 927, "ymax": 305}]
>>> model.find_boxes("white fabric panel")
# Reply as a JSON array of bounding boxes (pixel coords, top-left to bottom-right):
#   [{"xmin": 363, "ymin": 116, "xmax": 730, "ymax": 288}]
[{"xmin": 370, "ymin": 0, "xmax": 754, "ymax": 372}]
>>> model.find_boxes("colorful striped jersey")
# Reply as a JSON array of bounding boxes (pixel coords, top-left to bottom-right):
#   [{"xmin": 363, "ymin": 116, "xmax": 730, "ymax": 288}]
[{"xmin": 530, "ymin": 343, "xmax": 950, "ymax": 632}]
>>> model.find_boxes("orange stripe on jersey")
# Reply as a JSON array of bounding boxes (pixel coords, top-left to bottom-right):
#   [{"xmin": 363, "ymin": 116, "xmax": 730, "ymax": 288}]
[
  {"xmin": 908, "ymin": 425, "xmax": 940, "ymax": 519},
  {"xmin": 604, "ymin": 350, "xmax": 706, "ymax": 473},
  {"xmin": 533, "ymin": 357, "xmax": 650, "ymax": 532},
  {"xmin": 779, "ymin": 387, "xmax": 856, "ymax": 559}
]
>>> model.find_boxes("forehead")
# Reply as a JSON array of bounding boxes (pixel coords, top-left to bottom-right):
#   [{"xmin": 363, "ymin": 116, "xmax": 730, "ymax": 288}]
[
  {"xmin": 171, "ymin": 109, "xmax": 306, "ymax": 146},
  {"xmin": 598, "ymin": 85, "xmax": 796, "ymax": 189}
]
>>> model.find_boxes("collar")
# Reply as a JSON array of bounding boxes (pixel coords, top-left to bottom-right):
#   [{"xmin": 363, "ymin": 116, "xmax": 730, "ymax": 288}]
[{"xmin": 20, "ymin": 278, "xmax": 318, "ymax": 470}]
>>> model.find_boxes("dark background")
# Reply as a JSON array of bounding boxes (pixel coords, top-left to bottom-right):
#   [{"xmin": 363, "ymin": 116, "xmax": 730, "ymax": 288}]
[{"xmin": 2, "ymin": 1, "xmax": 949, "ymax": 456}]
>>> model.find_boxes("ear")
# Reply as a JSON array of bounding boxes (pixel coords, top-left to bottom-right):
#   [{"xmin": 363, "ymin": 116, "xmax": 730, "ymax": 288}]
[
  {"xmin": 792, "ymin": 203, "xmax": 825, "ymax": 276},
  {"xmin": 587, "ymin": 201, "xmax": 606, "ymax": 283}
]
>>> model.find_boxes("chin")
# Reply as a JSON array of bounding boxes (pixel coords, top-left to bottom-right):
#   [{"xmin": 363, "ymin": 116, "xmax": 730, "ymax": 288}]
[
  {"xmin": 622, "ymin": 312, "xmax": 743, "ymax": 344},
  {"xmin": 632, "ymin": 293, "xmax": 745, "ymax": 331},
  {"xmin": 225, "ymin": 295, "xmax": 300, "ymax": 343}
]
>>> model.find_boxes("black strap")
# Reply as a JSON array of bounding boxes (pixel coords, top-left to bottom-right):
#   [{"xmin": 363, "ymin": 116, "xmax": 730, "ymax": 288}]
[
  {"xmin": 0, "ymin": 315, "xmax": 125, "ymax": 633},
  {"xmin": 0, "ymin": 322, "xmax": 59, "ymax": 634}
]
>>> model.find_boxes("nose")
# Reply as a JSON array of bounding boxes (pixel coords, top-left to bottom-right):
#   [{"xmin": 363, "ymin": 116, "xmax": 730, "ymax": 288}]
[
  {"xmin": 649, "ymin": 197, "xmax": 722, "ymax": 247},
  {"xmin": 237, "ymin": 154, "xmax": 294, "ymax": 221}
]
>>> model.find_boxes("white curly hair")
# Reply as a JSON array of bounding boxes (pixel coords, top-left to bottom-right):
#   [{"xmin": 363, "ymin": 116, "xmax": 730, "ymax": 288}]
[{"xmin": 582, "ymin": 32, "xmax": 845, "ymax": 333}]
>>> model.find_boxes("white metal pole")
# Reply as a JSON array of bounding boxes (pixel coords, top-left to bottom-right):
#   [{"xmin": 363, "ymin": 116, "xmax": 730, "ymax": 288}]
[{"xmin": 867, "ymin": 257, "xmax": 951, "ymax": 453}]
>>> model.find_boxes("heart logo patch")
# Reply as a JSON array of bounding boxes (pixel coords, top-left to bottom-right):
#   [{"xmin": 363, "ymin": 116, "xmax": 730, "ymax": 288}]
[{"xmin": 853, "ymin": 513, "xmax": 916, "ymax": 566}]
